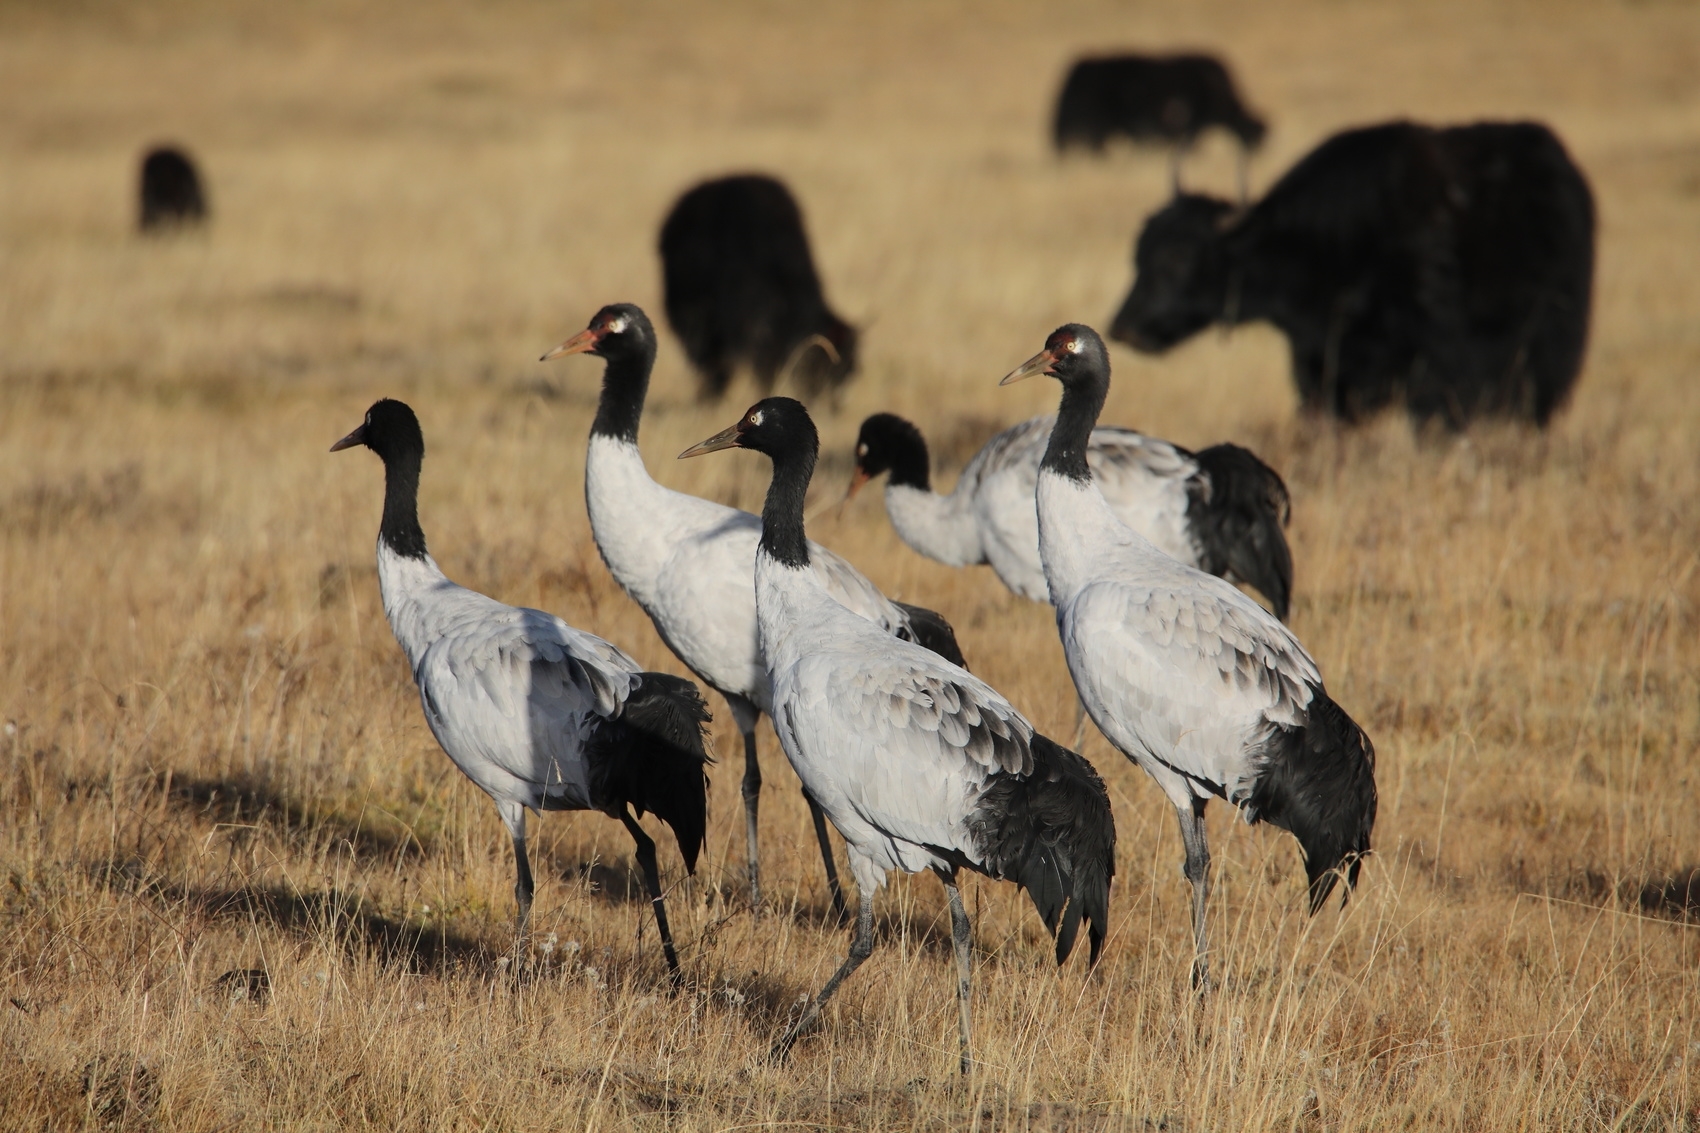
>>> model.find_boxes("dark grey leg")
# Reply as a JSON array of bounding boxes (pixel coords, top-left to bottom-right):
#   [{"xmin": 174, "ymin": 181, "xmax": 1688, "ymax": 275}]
[
  {"xmin": 621, "ymin": 809, "xmax": 682, "ymax": 984},
  {"xmin": 941, "ymin": 870, "xmax": 974, "ymax": 1076},
  {"xmin": 1176, "ymin": 798, "xmax": 1213, "ymax": 994},
  {"xmin": 770, "ymin": 890, "xmax": 876, "ymax": 1062},
  {"xmin": 498, "ymin": 801, "xmax": 534, "ymax": 949},
  {"xmin": 741, "ymin": 727, "xmax": 763, "ymax": 912},
  {"xmin": 806, "ymin": 793, "xmax": 849, "ymax": 921}
]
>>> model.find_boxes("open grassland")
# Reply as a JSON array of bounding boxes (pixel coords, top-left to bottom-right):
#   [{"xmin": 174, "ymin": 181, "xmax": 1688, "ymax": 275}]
[{"xmin": 2, "ymin": 0, "xmax": 1698, "ymax": 1128}]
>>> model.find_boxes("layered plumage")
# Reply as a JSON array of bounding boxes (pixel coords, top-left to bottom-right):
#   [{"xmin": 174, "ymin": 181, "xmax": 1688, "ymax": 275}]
[
  {"xmin": 1004, "ymin": 325, "xmax": 1374, "ymax": 990},
  {"xmin": 851, "ymin": 412, "xmax": 1292, "ymax": 618},
  {"xmin": 681, "ymin": 396, "xmax": 1115, "ymax": 1070},
  {"xmin": 332, "ymin": 399, "xmax": 711, "ymax": 978},
  {"xmin": 542, "ymin": 304, "xmax": 964, "ymax": 915}
]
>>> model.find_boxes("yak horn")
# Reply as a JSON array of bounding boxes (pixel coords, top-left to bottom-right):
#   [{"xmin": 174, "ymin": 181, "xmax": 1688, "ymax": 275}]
[{"xmin": 779, "ymin": 334, "xmax": 842, "ymax": 389}]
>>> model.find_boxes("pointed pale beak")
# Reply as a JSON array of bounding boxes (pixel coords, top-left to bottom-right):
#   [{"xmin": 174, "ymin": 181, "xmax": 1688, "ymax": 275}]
[
  {"xmin": 329, "ymin": 424, "xmax": 367, "ymax": 452},
  {"xmin": 540, "ymin": 328, "xmax": 599, "ymax": 362},
  {"xmin": 845, "ymin": 466, "xmax": 871, "ymax": 500},
  {"xmin": 1000, "ymin": 348, "xmax": 1057, "ymax": 386},
  {"xmin": 678, "ymin": 422, "xmax": 744, "ymax": 459}
]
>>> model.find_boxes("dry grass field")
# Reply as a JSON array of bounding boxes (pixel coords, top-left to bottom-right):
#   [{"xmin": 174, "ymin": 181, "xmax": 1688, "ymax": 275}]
[{"xmin": 2, "ymin": 0, "xmax": 1698, "ymax": 1127}]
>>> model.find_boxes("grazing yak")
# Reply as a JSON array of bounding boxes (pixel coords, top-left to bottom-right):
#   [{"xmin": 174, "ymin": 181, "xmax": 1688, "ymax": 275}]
[
  {"xmin": 138, "ymin": 146, "xmax": 208, "ymax": 232},
  {"xmin": 1053, "ymin": 53, "xmax": 1265, "ymax": 192},
  {"xmin": 658, "ymin": 174, "xmax": 857, "ymax": 402},
  {"xmin": 1111, "ymin": 120, "xmax": 1595, "ymax": 428}
]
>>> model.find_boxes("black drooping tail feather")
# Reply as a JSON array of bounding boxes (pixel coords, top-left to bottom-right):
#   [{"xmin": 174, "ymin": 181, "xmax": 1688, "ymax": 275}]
[
  {"xmin": 965, "ymin": 734, "xmax": 1116, "ymax": 966},
  {"xmin": 586, "ymin": 672, "xmax": 713, "ymax": 873},
  {"xmin": 1247, "ymin": 689, "xmax": 1376, "ymax": 912},
  {"xmin": 1187, "ymin": 443, "xmax": 1294, "ymax": 621},
  {"xmin": 892, "ymin": 601, "xmax": 967, "ymax": 669}
]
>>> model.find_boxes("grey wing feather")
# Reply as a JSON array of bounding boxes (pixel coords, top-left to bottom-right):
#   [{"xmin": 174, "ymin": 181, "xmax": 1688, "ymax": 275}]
[
  {"xmin": 1086, "ymin": 427, "xmax": 1198, "ymax": 488},
  {"xmin": 415, "ymin": 605, "xmax": 643, "ymax": 792},
  {"xmin": 1068, "ymin": 575, "xmax": 1318, "ymax": 744},
  {"xmin": 831, "ymin": 654, "xmax": 1034, "ymax": 777}
]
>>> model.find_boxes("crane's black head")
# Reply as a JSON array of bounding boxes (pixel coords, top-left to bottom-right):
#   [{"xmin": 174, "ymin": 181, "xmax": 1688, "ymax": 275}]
[
  {"xmin": 330, "ymin": 398, "xmax": 424, "ymax": 465},
  {"xmin": 850, "ymin": 413, "xmax": 930, "ymax": 496},
  {"xmin": 541, "ymin": 303, "xmax": 658, "ymax": 442},
  {"xmin": 678, "ymin": 396, "xmax": 818, "ymax": 465},
  {"xmin": 540, "ymin": 302, "xmax": 657, "ymax": 366},
  {"xmin": 330, "ymin": 398, "xmax": 428, "ymax": 558},
  {"xmin": 1001, "ymin": 325, "xmax": 1111, "ymax": 483},
  {"xmin": 679, "ymin": 397, "xmax": 818, "ymax": 568},
  {"xmin": 1000, "ymin": 324, "xmax": 1112, "ymax": 394}
]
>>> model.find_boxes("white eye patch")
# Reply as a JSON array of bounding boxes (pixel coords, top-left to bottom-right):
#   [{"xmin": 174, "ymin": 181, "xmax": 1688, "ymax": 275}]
[
  {"xmin": 856, "ymin": 443, "xmax": 868, "ymax": 457},
  {"xmin": 1066, "ymin": 338, "xmax": 1084, "ymax": 354},
  {"xmin": 607, "ymin": 316, "xmax": 628, "ymax": 334},
  {"xmin": 750, "ymin": 411, "xmax": 764, "ymax": 426}
]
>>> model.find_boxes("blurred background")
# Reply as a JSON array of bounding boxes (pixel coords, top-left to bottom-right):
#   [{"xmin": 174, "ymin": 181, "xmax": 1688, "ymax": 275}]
[{"xmin": 7, "ymin": 0, "xmax": 1697, "ymax": 438}]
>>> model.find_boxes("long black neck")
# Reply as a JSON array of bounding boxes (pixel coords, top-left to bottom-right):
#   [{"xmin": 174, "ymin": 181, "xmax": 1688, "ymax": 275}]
[
  {"xmin": 888, "ymin": 433, "xmax": 931, "ymax": 491},
  {"xmin": 380, "ymin": 451, "xmax": 428, "ymax": 559},
  {"xmin": 760, "ymin": 446, "xmax": 815, "ymax": 569},
  {"xmin": 1040, "ymin": 376, "xmax": 1107, "ymax": 484},
  {"xmin": 591, "ymin": 350, "xmax": 651, "ymax": 444}
]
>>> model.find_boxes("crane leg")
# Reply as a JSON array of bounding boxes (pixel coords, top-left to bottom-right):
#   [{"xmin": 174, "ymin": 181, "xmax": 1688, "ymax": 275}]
[
  {"xmin": 499, "ymin": 801, "xmax": 534, "ymax": 951},
  {"xmin": 941, "ymin": 869, "xmax": 974, "ymax": 1076},
  {"xmin": 740, "ymin": 726, "xmax": 763, "ymax": 912},
  {"xmin": 621, "ymin": 808, "xmax": 683, "ymax": 986},
  {"xmin": 1071, "ymin": 694, "xmax": 1089, "ymax": 751},
  {"xmin": 770, "ymin": 889, "xmax": 876, "ymax": 1062},
  {"xmin": 806, "ymin": 792, "xmax": 849, "ymax": 921},
  {"xmin": 1175, "ymin": 798, "xmax": 1212, "ymax": 994}
]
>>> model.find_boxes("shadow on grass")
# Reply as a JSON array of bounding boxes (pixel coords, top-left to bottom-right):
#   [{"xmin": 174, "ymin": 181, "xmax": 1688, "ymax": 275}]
[
  {"xmin": 537, "ymin": 1062, "xmax": 1150, "ymax": 1129},
  {"xmin": 160, "ymin": 772, "xmax": 425, "ymax": 865},
  {"xmin": 1546, "ymin": 863, "xmax": 1700, "ymax": 925},
  {"xmin": 92, "ymin": 859, "xmax": 494, "ymax": 975},
  {"xmin": 1634, "ymin": 866, "xmax": 1700, "ymax": 922}
]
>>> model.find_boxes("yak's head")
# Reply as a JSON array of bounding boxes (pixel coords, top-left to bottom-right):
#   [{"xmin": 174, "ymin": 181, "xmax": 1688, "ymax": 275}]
[{"xmin": 1109, "ymin": 194, "xmax": 1238, "ymax": 353}]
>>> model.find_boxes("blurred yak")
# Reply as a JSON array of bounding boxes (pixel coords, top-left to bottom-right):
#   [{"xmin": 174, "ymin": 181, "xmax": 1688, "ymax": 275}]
[
  {"xmin": 658, "ymin": 174, "xmax": 857, "ymax": 402},
  {"xmin": 1110, "ymin": 120, "xmax": 1595, "ymax": 428},
  {"xmin": 1053, "ymin": 53, "xmax": 1266, "ymax": 193},
  {"xmin": 138, "ymin": 146, "xmax": 208, "ymax": 232}
]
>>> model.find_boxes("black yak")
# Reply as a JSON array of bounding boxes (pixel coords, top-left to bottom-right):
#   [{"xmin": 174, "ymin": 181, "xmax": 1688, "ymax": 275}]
[
  {"xmin": 1053, "ymin": 53, "xmax": 1265, "ymax": 192},
  {"xmin": 1110, "ymin": 120, "xmax": 1595, "ymax": 428},
  {"xmin": 138, "ymin": 146, "xmax": 208, "ymax": 232},
  {"xmin": 658, "ymin": 174, "xmax": 857, "ymax": 402}
]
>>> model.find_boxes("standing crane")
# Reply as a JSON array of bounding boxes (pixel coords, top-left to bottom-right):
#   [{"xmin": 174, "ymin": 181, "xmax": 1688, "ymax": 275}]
[
  {"xmin": 542, "ymin": 304, "xmax": 962, "ymax": 916},
  {"xmin": 1003, "ymin": 326, "xmax": 1375, "ymax": 990},
  {"xmin": 680, "ymin": 396, "xmax": 1114, "ymax": 1072},
  {"xmin": 332, "ymin": 398, "xmax": 710, "ymax": 978}
]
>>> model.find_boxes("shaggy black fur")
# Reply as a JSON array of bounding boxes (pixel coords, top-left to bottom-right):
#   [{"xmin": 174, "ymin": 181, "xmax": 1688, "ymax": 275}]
[
  {"xmin": 1247, "ymin": 690, "xmax": 1377, "ymax": 913},
  {"xmin": 957, "ymin": 734, "xmax": 1116, "ymax": 966},
  {"xmin": 1053, "ymin": 54, "xmax": 1265, "ymax": 154},
  {"xmin": 584, "ymin": 672, "xmax": 713, "ymax": 873},
  {"xmin": 659, "ymin": 175, "xmax": 857, "ymax": 401},
  {"xmin": 139, "ymin": 146, "xmax": 208, "ymax": 232},
  {"xmin": 1186, "ymin": 443, "xmax": 1292, "ymax": 621},
  {"xmin": 1111, "ymin": 120, "xmax": 1596, "ymax": 428}
]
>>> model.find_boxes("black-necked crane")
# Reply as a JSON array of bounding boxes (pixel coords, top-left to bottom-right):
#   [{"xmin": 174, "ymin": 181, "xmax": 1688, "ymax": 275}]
[
  {"xmin": 541, "ymin": 304, "xmax": 963, "ymax": 917},
  {"xmin": 331, "ymin": 398, "xmax": 711, "ymax": 979},
  {"xmin": 849, "ymin": 412, "xmax": 1292, "ymax": 619},
  {"xmin": 679, "ymin": 396, "xmax": 1115, "ymax": 1073},
  {"xmin": 1002, "ymin": 326, "xmax": 1376, "ymax": 991}
]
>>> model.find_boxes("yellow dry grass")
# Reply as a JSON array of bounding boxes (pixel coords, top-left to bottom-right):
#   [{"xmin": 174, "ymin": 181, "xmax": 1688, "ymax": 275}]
[{"xmin": 2, "ymin": 0, "xmax": 1698, "ymax": 1128}]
